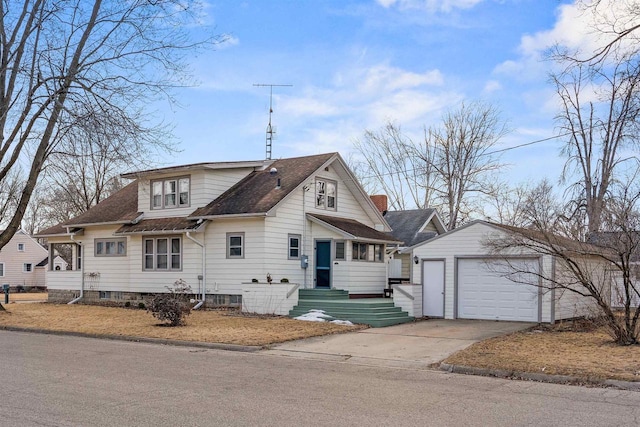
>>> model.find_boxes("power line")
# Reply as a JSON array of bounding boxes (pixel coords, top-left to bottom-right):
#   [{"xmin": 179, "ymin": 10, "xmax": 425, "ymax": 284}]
[
  {"xmin": 354, "ymin": 131, "xmax": 570, "ymax": 181},
  {"xmin": 482, "ymin": 132, "xmax": 572, "ymax": 156}
]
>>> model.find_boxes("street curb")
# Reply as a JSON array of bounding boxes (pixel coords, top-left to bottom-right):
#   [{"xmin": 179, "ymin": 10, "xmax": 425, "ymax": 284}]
[
  {"xmin": 439, "ymin": 363, "xmax": 640, "ymax": 391},
  {"xmin": 0, "ymin": 325, "xmax": 263, "ymax": 353}
]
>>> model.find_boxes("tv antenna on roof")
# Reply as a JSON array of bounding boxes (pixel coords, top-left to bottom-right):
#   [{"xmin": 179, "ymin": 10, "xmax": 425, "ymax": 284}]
[{"xmin": 253, "ymin": 83, "xmax": 292, "ymax": 160}]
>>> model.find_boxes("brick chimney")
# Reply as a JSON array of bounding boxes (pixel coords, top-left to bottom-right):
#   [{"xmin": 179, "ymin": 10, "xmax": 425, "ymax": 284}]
[{"xmin": 370, "ymin": 195, "xmax": 388, "ymax": 213}]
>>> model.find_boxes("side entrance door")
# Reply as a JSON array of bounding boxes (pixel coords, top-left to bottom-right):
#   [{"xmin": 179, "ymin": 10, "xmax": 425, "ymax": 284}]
[
  {"xmin": 315, "ymin": 240, "xmax": 332, "ymax": 288},
  {"xmin": 422, "ymin": 259, "xmax": 445, "ymax": 317}
]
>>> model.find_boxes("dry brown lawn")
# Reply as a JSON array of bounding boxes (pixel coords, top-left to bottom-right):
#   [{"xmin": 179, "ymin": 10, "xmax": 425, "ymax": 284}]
[
  {"xmin": 4, "ymin": 293, "xmax": 48, "ymax": 302},
  {"xmin": 445, "ymin": 324, "xmax": 640, "ymax": 382},
  {"xmin": 0, "ymin": 303, "xmax": 363, "ymax": 346}
]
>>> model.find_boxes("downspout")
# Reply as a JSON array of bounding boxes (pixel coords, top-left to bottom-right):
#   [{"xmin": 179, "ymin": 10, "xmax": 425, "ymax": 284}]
[
  {"xmin": 302, "ymin": 184, "xmax": 310, "ymax": 288},
  {"xmin": 186, "ymin": 226, "xmax": 206, "ymax": 310},
  {"xmin": 68, "ymin": 233, "xmax": 84, "ymax": 304}
]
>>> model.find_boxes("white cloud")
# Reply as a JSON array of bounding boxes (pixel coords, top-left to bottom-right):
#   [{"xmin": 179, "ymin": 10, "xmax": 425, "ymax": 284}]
[
  {"xmin": 495, "ymin": 0, "xmax": 638, "ymax": 81},
  {"xmin": 274, "ymin": 62, "xmax": 465, "ymax": 158},
  {"xmin": 483, "ymin": 79, "xmax": 502, "ymax": 94},
  {"xmin": 357, "ymin": 65, "xmax": 444, "ymax": 94},
  {"xmin": 376, "ymin": 0, "xmax": 484, "ymax": 13}
]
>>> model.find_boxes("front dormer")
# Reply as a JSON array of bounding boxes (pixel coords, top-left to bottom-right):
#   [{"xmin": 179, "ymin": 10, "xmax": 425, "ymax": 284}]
[{"xmin": 121, "ymin": 160, "xmax": 271, "ymax": 219}]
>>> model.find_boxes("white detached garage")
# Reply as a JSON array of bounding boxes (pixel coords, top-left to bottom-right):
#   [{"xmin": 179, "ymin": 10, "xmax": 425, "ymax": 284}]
[{"xmin": 406, "ymin": 220, "xmax": 600, "ymax": 323}]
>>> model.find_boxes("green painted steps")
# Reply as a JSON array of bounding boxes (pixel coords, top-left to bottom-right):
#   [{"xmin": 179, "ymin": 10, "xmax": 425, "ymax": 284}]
[{"xmin": 289, "ymin": 289, "xmax": 413, "ymax": 328}]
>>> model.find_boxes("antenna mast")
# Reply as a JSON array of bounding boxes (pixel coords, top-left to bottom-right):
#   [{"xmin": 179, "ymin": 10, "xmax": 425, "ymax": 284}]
[{"xmin": 253, "ymin": 83, "xmax": 292, "ymax": 160}]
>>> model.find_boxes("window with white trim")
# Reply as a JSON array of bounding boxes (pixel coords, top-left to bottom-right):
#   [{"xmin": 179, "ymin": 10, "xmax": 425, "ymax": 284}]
[
  {"xmin": 352, "ymin": 242, "xmax": 369, "ymax": 261},
  {"xmin": 17, "ymin": 243, "xmax": 25, "ymax": 252},
  {"xmin": 151, "ymin": 176, "xmax": 190, "ymax": 209},
  {"xmin": 288, "ymin": 234, "xmax": 301, "ymax": 259},
  {"xmin": 95, "ymin": 238, "xmax": 127, "ymax": 257},
  {"xmin": 23, "ymin": 263, "xmax": 33, "ymax": 273},
  {"xmin": 143, "ymin": 237, "xmax": 181, "ymax": 270},
  {"xmin": 0, "ymin": 263, "xmax": 4, "ymax": 277},
  {"xmin": 315, "ymin": 179, "xmax": 336, "ymax": 210},
  {"xmin": 227, "ymin": 233, "xmax": 244, "ymax": 259},
  {"xmin": 335, "ymin": 241, "xmax": 345, "ymax": 260}
]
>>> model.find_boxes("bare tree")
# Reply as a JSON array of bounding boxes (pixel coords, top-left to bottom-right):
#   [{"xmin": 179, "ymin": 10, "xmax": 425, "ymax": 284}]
[
  {"xmin": 482, "ymin": 180, "xmax": 560, "ymax": 228},
  {"xmin": 417, "ymin": 101, "xmax": 508, "ymax": 229},
  {"xmin": 552, "ymin": 59, "xmax": 640, "ymax": 234},
  {"xmin": 352, "ymin": 122, "xmax": 438, "ymax": 210},
  {"xmin": 485, "ymin": 181, "xmax": 640, "ymax": 345},
  {"xmin": 0, "ymin": 0, "xmax": 224, "ymax": 252}
]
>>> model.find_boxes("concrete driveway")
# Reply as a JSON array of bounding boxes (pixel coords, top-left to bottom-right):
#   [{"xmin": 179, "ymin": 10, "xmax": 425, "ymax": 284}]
[{"xmin": 264, "ymin": 319, "xmax": 533, "ymax": 370}]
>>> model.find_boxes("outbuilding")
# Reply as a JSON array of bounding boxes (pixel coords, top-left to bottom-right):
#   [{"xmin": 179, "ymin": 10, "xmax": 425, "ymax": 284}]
[{"xmin": 402, "ymin": 220, "xmax": 604, "ymax": 323}]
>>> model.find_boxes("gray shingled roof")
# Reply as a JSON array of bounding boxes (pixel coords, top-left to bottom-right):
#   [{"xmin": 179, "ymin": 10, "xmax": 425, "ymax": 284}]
[
  {"xmin": 308, "ymin": 214, "xmax": 402, "ymax": 243},
  {"xmin": 384, "ymin": 209, "xmax": 438, "ymax": 247},
  {"xmin": 35, "ymin": 181, "xmax": 140, "ymax": 236},
  {"xmin": 587, "ymin": 231, "xmax": 640, "ymax": 262},
  {"xmin": 190, "ymin": 153, "xmax": 336, "ymax": 217}
]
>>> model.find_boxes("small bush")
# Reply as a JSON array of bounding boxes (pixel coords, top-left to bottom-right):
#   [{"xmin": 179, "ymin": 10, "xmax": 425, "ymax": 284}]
[
  {"xmin": 147, "ymin": 279, "xmax": 192, "ymax": 326},
  {"xmin": 138, "ymin": 302, "xmax": 146, "ymax": 310},
  {"xmin": 124, "ymin": 301, "xmax": 131, "ymax": 308}
]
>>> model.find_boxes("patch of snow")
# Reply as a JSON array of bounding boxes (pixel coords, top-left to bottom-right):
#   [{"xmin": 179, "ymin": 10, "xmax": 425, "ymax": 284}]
[{"xmin": 294, "ymin": 309, "xmax": 353, "ymax": 325}]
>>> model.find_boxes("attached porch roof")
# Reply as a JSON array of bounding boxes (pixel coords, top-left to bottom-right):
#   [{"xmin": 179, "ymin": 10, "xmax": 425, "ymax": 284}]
[
  {"xmin": 114, "ymin": 218, "xmax": 205, "ymax": 235},
  {"xmin": 307, "ymin": 214, "xmax": 402, "ymax": 244}
]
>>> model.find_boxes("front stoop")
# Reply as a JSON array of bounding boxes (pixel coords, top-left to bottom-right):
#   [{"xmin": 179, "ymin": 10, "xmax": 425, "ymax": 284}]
[{"xmin": 289, "ymin": 289, "xmax": 414, "ymax": 327}]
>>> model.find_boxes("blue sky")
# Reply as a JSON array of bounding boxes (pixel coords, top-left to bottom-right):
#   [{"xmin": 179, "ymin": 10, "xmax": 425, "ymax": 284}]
[{"xmin": 159, "ymin": 0, "xmax": 594, "ymax": 185}]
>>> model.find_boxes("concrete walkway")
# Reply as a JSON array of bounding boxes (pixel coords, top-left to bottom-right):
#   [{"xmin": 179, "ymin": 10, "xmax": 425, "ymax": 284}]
[{"xmin": 263, "ymin": 319, "xmax": 533, "ymax": 370}]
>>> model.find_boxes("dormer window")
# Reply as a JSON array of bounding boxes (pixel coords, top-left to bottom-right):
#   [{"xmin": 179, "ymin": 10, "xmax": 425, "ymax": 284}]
[
  {"xmin": 151, "ymin": 176, "xmax": 190, "ymax": 209},
  {"xmin": 316, "ymin": 178, "xmax": 336, "ymax": 210}
]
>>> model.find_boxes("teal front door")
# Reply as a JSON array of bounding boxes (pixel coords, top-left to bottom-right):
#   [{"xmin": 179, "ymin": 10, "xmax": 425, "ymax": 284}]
[{"xmin": 315, "ymin": 240, "xmax": 331, "ymax": 288}]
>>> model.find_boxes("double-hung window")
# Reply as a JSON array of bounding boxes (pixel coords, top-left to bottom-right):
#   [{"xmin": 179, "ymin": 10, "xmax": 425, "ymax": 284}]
[
  {"xmin": 334, "ymin": 241, "xmax": 345, "ymax": 260},
  {"xmin": 315, "ymin": 179, "xmax": 337, "ymax": 210},
  {"xmin": 23, "ymin": 263, "xmax": 33, "ymax": 273},
  {"xmin": 95, "ymin": 238, "xmax": 127, "ymax": 257},
  {"xmin": 17, "ymin": 243, "xmax": 25, "ymax": 252},
  {"xmin": 374, "ymin": 244, "xmax": 384, "ymax": 262},
  {"xmin": 288, "ymin": 234, "xmax": 301, "ymax": 259},
  {"xmin": 352, "ymin": 242, "xmax": 369, "ymax": 261},
  {"xmin": 151, "ymin": 176, "xmax": 190, "ymax": 209},
  {"xmin": 227, "ymin": 233, "xmax": 244, "ymax": 259},
  {"xmin": 0, "ymin": 263, "xmax": 4, "ymax": 277},
  {"xmin": 144, "ymin": 237, "xmax": 181, "ymax": 270}
]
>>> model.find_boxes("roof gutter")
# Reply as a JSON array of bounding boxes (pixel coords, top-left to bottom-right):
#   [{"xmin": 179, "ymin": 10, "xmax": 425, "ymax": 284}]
[
  {"xmin": 185, "ymin": 222, "xmax": 207, "ymax": 310},
  {"xmin": 188, "ymin": 212, "xmax": 268, "ymax": 221}
]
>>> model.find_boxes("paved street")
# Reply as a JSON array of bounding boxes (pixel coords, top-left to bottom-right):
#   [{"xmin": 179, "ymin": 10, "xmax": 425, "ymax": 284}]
[{"xmin": 1, "ymin": 330, "xmax": 639, "ymax": 427}]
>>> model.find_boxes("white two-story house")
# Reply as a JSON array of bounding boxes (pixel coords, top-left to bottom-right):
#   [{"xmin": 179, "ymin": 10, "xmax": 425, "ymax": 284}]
[{"xmin": 37, "ymin": 153, "xmax": 401, "ymax": 314}]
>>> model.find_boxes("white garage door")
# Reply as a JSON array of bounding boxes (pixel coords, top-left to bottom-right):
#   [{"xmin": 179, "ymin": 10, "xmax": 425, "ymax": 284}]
[{"xmin": 457, "ymin": 258, "xmax": 539, "ymax": 322}]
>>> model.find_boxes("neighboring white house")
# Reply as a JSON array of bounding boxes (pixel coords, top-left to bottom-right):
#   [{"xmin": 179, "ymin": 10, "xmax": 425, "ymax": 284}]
[
  {"xmin": 36, "ymin": 153, "xmax": 402, "ymax": 314},
  {"xmin": 0, "ymin": 229, "xmax": 49, "ymax": 289},
  {"xmin": 391, "ymin": 220, "xmax": 607, "ymax": 323}
]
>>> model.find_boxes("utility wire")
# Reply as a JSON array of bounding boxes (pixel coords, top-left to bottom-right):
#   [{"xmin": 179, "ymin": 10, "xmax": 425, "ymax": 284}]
[{"xmin": 355, "ymin": 131, "xmax": 570, "ymax": 181}]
